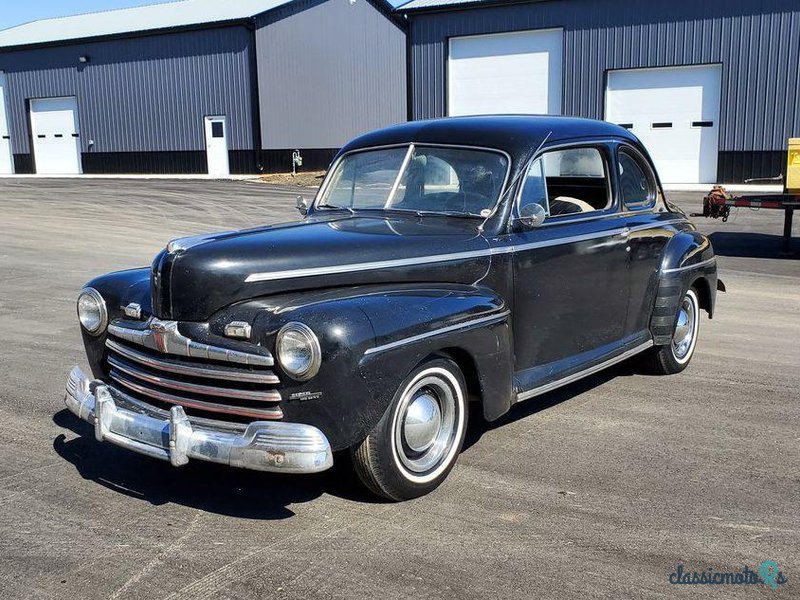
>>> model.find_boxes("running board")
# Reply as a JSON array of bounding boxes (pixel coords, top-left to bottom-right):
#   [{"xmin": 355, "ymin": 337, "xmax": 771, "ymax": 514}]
[{"xmin": 515, "ymin": 340, "xmax": 654, "ymax": 403}]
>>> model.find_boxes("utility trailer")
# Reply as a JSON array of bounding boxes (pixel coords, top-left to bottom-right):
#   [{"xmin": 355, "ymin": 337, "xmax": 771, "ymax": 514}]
[{"xmin": 702, "ymin": 139, "xmax": 799, "ymax": 253}]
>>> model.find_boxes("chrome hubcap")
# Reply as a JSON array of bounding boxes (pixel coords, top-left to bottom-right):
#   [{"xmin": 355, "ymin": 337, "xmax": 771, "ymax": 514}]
[
  {"xmin": 672, "ymin": 294, "xmax": 697, "ymax": 360},
  {"xmin": 403, "ymin": 392, "xmax": 442, "ymax": 453},
  {"xmin": 394, "ymin": 375, "xmax": 458, "ymax": 475}
]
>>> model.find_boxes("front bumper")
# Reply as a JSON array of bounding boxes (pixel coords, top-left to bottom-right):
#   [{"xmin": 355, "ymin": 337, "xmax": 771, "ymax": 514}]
[{"xmin": 64, "ymin": 367, "xmax": 333, "ymax": 473}]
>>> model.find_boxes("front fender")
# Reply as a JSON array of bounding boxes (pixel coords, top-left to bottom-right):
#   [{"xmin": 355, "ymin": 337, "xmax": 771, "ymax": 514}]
[
  {"xmin": 236, "ymin": 284, "xmax": 511, "ymax": 451},
  {"xmin": 357, "ymin": 285, "xmax": 513, "ymax": 423},
  {"xmin": 81, "ymin": 268, "xmax": 151, "ymax": 378},
  {"xmin": 651, "ymin": 231, "xmax": 718, "ymax": 345}
]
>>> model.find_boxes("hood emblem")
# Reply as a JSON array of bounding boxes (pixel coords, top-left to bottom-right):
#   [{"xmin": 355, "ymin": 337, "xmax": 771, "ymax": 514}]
[{"xmin": 148, "ymin": 318, "xmax": 180, "ymax": 354}]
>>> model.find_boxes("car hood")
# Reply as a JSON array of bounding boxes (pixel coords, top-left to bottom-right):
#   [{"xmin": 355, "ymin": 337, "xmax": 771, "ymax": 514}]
[{"xmin": 153, "ymin": 214, "xmax": 492, "ymax": 321}]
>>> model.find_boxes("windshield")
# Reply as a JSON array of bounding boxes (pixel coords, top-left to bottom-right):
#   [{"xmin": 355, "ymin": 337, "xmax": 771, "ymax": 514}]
[{"xmin": 316, "ymin": 145, "xmax": 509, "ymax": 217}]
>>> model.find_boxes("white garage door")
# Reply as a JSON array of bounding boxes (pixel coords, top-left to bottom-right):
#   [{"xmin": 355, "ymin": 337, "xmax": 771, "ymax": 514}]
[
  {"xmin": 0, "ymin": 73, "xmax": 13, "ymax": 175},
  {"xmin": 30, "ymin": 97, "xmax": 82, "ymax": 175},
  {"xmin": 606, "ymin": 65, "xmax": 722, "ymax": 184},
  {"xmin": 448, "ymin": 29, "xmax": 563, "ymax": 117}
]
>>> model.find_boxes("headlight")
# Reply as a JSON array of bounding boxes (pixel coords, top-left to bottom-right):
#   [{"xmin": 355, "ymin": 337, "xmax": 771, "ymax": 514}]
[
  {"xmin": 276, "ymin": 322, "xmax": 321, "ymax": 381},
  {"xmin": 77, "ymin": 288, "xmax": 108, "ymax": 335}
]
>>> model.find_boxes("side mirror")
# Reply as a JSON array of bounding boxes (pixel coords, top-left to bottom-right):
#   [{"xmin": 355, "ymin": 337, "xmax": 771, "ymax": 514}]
[
  {"xmin": 296, "ymin": 195, "xmax": 309, "ymax": 216},
  {"xmin": 518, "ymin": 203, "xmax": 547, "ymax": 228}
]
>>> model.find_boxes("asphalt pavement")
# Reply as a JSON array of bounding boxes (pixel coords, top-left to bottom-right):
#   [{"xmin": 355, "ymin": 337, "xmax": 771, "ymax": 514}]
[{"xmin": 0, "ymin": 178, "xmax": 797, "ymax": 599}]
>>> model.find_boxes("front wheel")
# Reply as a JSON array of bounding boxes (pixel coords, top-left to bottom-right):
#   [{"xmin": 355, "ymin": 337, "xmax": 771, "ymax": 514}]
[
  {"xmin": 646, "ymin": 288, "xmax": 701, "ymax": 375},
  {"xmin": 351, "ymin": 358, "xmax": 468, "ymax": 501}
]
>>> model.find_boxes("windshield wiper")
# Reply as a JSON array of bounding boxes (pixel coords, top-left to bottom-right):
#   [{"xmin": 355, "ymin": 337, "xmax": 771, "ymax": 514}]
[
  {"xmin": 408, "ymin": 210, "xmax": 483, "ymax": 219},
  {"xmin": 317, "ymin": 204, "xmax": 355, "ymax": 216}
]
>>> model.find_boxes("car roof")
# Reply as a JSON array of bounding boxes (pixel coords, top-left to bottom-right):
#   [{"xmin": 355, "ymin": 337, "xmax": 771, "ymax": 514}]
[{"xmin": 340, "ymin": 115, "xmax": 640, "ymax": 161}]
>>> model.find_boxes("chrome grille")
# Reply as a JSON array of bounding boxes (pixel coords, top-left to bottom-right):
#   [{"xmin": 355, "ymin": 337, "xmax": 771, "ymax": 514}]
[{"xmin": 105, "ymin": 320, "xmax": 282, "ymax": 421}]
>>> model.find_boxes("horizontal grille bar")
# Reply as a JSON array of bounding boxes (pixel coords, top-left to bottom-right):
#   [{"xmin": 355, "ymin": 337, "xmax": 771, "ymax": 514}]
[
  {"xmin": 108, "ymin": 319, "xmax": 273, "ymax": 367},
  {"xmin": 106, "ymin": 339, "xmax": 279, "ymax": 385},
  {"xmin": 110, "ymin": 371, "xmax": 284, "ymax": 421},
  {"xmin": 108, "ymin": 356, "xmax": 281, "ymax": 403}
]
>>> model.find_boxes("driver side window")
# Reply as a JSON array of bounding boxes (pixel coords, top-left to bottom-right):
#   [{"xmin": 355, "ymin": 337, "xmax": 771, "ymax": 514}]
[{"xmin": 518, "ymin": 146, "xmax": 611, "ymax": 219}]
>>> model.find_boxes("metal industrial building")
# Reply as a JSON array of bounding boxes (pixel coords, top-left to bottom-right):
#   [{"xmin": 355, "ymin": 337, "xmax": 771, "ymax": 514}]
[
  {"xmin": 0, "ymin": 0, "xmax": 406, "ymax": 175},
  {"xmin": 399, "ymin": 0, "xmax": 800, "ymax": 184}
]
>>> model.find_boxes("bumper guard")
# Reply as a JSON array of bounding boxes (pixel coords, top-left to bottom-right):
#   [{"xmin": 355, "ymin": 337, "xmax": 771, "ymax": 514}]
[{"xmin": 64, "ymin": 367, "xmax": 333, "ymax": 473}]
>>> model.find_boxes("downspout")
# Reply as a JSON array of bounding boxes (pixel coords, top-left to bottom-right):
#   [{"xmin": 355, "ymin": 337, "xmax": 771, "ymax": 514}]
[
  {"xmin": 404, "ymin": 14, "xmax": 413, "ymax": 122},
  {"xmin": 246, "ymin": 18, "xmax": 264, "ymax": 173}
]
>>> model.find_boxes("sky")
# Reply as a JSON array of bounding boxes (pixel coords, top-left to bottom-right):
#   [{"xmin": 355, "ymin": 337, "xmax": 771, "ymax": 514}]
[{"xmin": 0, "ymin": 0, "xmax": 181, "ymax": 31}]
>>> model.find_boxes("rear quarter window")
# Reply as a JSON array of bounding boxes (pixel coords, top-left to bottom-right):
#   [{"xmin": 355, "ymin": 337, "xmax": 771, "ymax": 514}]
[{"xmin": 618, "ymin": 149, "xmax": 657, "ymax": 211}]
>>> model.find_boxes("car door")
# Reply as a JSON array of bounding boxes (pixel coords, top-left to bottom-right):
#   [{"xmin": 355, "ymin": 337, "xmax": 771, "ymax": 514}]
[
  {"xmin": 510, "ymin": 143, "xmax": 631, "ymax": 392},
  {"xmin": 615, "ymin": 144, "xmax": 676, "ymax": 337}
]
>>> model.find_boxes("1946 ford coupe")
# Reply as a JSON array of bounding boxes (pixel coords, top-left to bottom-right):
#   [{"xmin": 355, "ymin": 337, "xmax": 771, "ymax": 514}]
[{"xmin": 66, "ymin": 116, "xmax": 720, "ymax": 500}]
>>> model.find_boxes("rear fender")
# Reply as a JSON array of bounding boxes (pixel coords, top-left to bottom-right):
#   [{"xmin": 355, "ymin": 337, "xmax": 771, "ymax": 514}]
[{"xmin": 651, "ymin": 231, "xmax": 719, "ymax": 345}]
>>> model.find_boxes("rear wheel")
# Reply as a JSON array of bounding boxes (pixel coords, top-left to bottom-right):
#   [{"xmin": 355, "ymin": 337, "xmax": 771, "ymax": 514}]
[
  {"xmin": 351, "ymin": 358, "xmax": 468, "ymax": 501},
  {"xmin": 646, "ymin": 288, "xmax": 700, "ymax": 375}
]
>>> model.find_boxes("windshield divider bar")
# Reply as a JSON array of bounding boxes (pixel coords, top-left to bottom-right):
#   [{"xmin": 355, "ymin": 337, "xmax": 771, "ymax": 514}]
[{"xmin": 385, "ymin": 144, "xmax": 415, "ymax": 209}]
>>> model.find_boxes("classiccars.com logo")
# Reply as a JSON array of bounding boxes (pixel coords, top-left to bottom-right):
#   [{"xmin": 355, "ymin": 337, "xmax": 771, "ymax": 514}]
[{"xmin": 669, "ymin": 561, "xmax": 788, "ymax": 589}]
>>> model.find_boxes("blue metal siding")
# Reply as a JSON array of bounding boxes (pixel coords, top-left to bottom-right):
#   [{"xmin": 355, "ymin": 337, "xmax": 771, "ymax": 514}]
[
  {"xmin": 0, "ymin": 26, "xmax": 254, "ymax": 155},
  {"xmin": 408, "ymin": 0, "xmax": 800, "ymax": 153}
]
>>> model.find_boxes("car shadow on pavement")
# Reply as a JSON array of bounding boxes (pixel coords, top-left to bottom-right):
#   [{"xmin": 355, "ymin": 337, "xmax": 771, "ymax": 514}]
[
  {"xmin": 52, "ymin": 410, "xmax": 377, "ymax": 518},
  {"xmin": 462, "ymin": 361, "xmax": 638, "ymax": 452},
  {"xmin": 708, "ymin": 231, "xmax": 799, "ymax": 258},
  {"xmin": 52, "ymin": 361, "xmax": 643, "ymax": 512}
]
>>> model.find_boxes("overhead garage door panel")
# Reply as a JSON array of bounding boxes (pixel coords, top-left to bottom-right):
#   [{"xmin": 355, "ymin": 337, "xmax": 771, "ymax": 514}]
[
  {"xmin": 606, "ymin": 65, "xmax": 721, "ymax": 184},
  {"xmin": 448, "ymin": 29, "xmax": 563, "ymax": 117},
  {"xmin": 30, "ymin": 97, "xmax": 83, "ymax": 175}
]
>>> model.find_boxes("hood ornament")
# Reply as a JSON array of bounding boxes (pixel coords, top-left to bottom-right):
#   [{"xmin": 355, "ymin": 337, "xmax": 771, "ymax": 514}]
[{"xmin": 167, "ymin": 230, "xmax": 236, "ymax": 254}]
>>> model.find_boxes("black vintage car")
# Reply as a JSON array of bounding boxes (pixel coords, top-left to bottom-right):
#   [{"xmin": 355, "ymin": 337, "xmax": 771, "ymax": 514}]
[{"xmin": 66, "ymin": 116, "xmax": 720, "ymax": 500}]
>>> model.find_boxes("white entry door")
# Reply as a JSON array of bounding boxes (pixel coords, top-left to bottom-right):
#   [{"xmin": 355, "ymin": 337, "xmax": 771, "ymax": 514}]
[
  {"xmin": 605, "ymin": 65, "xmax": 722, "ymax": 184},
  {"xmin": 0, "ymin": 73, "xmax": 14, "ymax": 174},
  {"xmin": 448, "ymin": 29, "xmax": 563, "ymax": 116},
  {"xmin": 204, "ymin": 116, "xmax": 230, "ymax": 176},
  {"xmin": 30, "ymin": 97, "xmax": 82, "ymax": 175}
]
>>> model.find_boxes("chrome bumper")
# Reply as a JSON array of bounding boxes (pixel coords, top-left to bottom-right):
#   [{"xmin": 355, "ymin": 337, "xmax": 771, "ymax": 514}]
[{"xmin": 64, "ymin": 367, "xmax": 333, "ymax": 474}]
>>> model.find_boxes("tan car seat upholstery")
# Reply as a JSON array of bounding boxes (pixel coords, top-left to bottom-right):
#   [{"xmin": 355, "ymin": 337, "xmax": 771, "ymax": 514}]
[{"xmin": 552, "ymin": 196, "xmax": 595, "ymax": 214}]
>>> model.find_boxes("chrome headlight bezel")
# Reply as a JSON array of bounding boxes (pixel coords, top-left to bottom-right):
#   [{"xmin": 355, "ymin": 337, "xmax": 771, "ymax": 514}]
[
  {"xmin": 276, "ymin": 322, "xmax": 322, "ymax": 381},
  {"xmin": 77, "ymin": 287, "xmax": 108, "ymax": 336}
]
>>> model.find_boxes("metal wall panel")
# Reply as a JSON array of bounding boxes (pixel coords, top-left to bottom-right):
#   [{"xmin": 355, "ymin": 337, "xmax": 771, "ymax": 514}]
[
  {"xmin": 0, "ymin": 26, "xmax": 254, "ymax": 155},
  {"xmin": 408, "ymin": 0, "xmax": 800, "ymax": 155},
  {"xmin": 255, "ymin": 0, "xmax": 407, "ymax": 150}
]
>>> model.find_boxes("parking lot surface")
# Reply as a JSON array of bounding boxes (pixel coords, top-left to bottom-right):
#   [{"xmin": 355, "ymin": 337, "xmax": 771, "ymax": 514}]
[{"xmin": 0, "ymin": 179, "xmax": 798, "ymax": 599}]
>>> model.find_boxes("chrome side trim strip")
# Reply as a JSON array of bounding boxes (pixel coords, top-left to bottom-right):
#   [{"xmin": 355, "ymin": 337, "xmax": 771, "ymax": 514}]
[
  {"xmin": 245, "ymin": 248, "xmax": 494, "ymax": 283},
  {"xmin": 106, "ymin": 339, "xmax": 278, "ymax": 384},
  {"xmin": 108, "ymin": 318, "xmax": 273, "ymax": 367},
  {"xmin": 515, "ymin": 340, "xmax": 654, "ymax": 402},
  {"xmin": 627, "ymin": 218, "xmax": 685, "ymax": 233},
  {"xmin": 110, "ymin": 371, "xmax": 284, "ymax": 420},
  {"xmin": 245, "ymin": 219, "xmax": 686, "ymax": 283},
  {"xmin": 511, "ymin": 228, "xmax": 627, "ymax": 252},
  {"xmin": 661, "ymin": 256, "xmax": 717, "ymax": 274},
  {"xmin": 108, "ymin": 357, "xmax": 282, "ymax": 403},
  {"xmin": 364, "ymin": 310, "xmax": 511, "ymax": 357}
]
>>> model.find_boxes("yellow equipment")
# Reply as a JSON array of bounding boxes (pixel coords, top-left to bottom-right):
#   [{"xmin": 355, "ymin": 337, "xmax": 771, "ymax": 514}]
[{"xmin": 788, "ymin": 138, "xmax": 800, "ymax": 193}]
